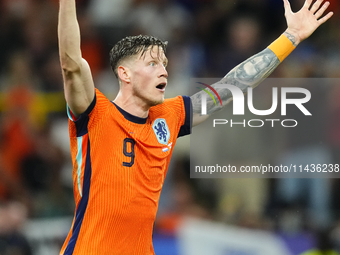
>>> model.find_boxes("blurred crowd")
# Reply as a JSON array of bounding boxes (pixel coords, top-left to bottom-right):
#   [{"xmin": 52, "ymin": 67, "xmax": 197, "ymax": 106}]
[{"xmin": 1, "ymin": 0, "xmax": 340, "ymax": 254}]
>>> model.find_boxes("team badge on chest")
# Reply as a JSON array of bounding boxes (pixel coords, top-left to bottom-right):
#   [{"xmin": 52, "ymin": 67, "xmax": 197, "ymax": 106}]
[{"xmin": 152, "ymin": 118, "xmax": 170, "ymax": 145}]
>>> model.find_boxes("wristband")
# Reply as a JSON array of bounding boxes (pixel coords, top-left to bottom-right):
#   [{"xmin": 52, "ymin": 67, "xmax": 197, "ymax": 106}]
[{"xmin": 268, "ymin": 34, "xmax": 296, "ymax": 62}]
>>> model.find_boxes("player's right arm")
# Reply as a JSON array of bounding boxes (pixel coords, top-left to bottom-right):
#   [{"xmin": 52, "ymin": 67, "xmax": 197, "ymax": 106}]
[{"xmin": 58, "ymin": 0, "xmax": 95, "ymax": 116}]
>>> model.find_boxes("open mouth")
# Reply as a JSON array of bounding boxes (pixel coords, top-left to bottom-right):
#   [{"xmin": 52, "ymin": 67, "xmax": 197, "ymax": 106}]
[{"xmin": 156, "ymin": 83, "xmax": 167, "ymax": 91}]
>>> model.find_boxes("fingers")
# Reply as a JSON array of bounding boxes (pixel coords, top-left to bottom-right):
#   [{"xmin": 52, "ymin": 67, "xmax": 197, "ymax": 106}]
[
  {"xmin": 303, "ymin": 0, "xmax": 313, "ymax": 9},
  {"xmin": 314, "ymin": 1, "xmax": 331, "ymax": 19},
  {"xmin": 310, "ymin": 0, "xmax": 324, "ymax": 14},
  {"xmin": 317, "ymin": 11, "xmax": 334, "ymax": 25}
]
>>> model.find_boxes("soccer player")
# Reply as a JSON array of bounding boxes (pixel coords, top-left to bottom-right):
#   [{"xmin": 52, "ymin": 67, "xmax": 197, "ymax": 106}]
[{"xmin": 58, "ymin": 0, "xmax": 332, "ymax": 254}]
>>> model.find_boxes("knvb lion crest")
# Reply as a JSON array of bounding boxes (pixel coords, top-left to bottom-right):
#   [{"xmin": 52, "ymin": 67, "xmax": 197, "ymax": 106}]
[{"xmin": 152, "ymin": 118, "xmax": 170, "ymax": 145}]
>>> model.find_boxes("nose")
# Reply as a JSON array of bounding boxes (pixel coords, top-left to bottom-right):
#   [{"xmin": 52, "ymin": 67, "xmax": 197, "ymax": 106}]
[{"xmin": 159, "ymin": 65, "xmax": 168, "ymax": 79}]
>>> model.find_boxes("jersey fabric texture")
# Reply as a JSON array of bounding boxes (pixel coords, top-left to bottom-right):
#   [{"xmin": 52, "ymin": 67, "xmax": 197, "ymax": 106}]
[{"xmin": 60, "ymin": 88, "xmax": 192, "ymax": 255}]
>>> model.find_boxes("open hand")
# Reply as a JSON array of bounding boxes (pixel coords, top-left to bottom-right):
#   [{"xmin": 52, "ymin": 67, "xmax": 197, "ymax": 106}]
[{"xmin": 283, "ymin": 0, "xmax": 333, "ymax": 46}]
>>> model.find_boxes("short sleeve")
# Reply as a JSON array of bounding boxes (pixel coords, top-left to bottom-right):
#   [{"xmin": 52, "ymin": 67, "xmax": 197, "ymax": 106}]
[
  {"xmin": 67, "ymin": 89, "xmax": 111, "ymax": 137},
  {"xmin": 67, "ymin": 93, "xmax": 97, "ymax": 137}
]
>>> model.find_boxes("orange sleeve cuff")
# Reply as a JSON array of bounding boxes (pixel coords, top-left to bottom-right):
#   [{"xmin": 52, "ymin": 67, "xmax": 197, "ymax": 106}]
[{"xmin": 268, "ymin": 34, "xmax": 296, "ymax": 62}]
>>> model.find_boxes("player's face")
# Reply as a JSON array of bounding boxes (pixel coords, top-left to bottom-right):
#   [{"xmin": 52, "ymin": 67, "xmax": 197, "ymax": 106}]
[{"xmin": 129, "ymin": 46, "xmax": 168, "ymax": 107}]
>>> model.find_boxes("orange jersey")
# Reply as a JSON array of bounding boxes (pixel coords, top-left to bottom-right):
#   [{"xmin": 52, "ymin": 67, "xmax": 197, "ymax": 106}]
[{"xmin": 60, "ymin": 89, "xmax": 191, "ymax": 255}]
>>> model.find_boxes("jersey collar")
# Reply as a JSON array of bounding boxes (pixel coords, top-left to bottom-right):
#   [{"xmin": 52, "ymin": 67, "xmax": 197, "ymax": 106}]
[{"xmin": 112, "ymin": 102, "xmax": 148, "ymax": 124}]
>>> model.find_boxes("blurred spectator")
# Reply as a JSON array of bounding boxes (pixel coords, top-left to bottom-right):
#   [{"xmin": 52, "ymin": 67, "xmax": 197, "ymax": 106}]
[
  {"xmin": 0, "ymin": 51, "xmax": 37, "ymax": 205},
  {"xmin": 78, "ymin": 11, "xmax": 105, "ymax": 80},
  {"xmin": 210, "ymin": 15, "xmax": 265, "ymax": 77},
  {"xmin": 0, "ymin": 84, "xmax": 36, "ymax": 204},
  {"xmin": 88, "ymin": 0, "xmax": 132, "ymax": 46},
  {"xmin": 23, "ymin": 0, "xmax": 58, "ymax": 76},
  {"xmin": 21, "ymin": 123, "xmax": 72, "ymax": 218},
  {"xmin": 128, "ymin": 0, "xmax": 191, "ymax": 41},
  {"xmin": 0, "ymin": 201, "xmax": 32, "ymax": 255},
  {"xmin": 39, "ymin": 52, "xmax": 63, "ymax": 92}
]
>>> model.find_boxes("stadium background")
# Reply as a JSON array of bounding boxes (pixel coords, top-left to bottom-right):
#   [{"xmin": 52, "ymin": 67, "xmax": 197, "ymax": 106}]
[{"xmin": 1, "ymin": 0, "xmax": 340, "ymax": 254}]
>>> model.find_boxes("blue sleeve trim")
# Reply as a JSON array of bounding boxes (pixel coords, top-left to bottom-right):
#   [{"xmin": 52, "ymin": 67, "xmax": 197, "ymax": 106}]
[
  {"xmin": 178, "ymin": 96, "xmax": 192, "ymax": 138},
  {"xmin": 67, "ymin": 93, "xmax": 97, "ymax": 137}
]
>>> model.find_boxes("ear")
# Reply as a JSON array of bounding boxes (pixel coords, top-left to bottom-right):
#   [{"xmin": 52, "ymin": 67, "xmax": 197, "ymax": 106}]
[{"xmin": 117, "ymin": 65, "xmax": 131, "ymax": 83}]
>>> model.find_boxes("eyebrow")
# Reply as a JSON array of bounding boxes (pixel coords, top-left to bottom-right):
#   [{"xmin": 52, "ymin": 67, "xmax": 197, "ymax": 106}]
[
  {"xmin": 145, "ymin": 52, "xmax": 168, "ymax": 67},
  {"xmin": 163, "ymin": 57, "xmax": 168, "ymax": 66}
]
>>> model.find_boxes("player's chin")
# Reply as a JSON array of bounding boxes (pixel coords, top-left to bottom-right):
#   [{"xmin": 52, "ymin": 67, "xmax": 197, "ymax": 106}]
[{"xmin": 149, "ymin": 97, "xmax": 164, "ymax": 107}]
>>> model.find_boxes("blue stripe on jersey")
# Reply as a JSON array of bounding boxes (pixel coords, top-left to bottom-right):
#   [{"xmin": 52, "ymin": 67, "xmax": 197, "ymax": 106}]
[
  {"xmin": 76, "ymin": 137, "xmax": 83, "ymax": 197},
  {"xmin": 67, "ymin": 106, "xmax": 75, "ymax": 121},
  {"xmin": 64, "ymin": 92, "xmax": 96, "ymax": 254},
  {"xmin": 64, "ymin": 136, "xmax": 92, "ymax": 254},
  {"xmin": 178, "ymin": 96, "xmax": 192, "ymax": 137}
]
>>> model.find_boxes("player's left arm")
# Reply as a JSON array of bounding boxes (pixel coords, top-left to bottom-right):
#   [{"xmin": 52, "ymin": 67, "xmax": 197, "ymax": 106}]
[{"xmin": 191, "ymin": 0, "xmax": 333, "ymax": 127}]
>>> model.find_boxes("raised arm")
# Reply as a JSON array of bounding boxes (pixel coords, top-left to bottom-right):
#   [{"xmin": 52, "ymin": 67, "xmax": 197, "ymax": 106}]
[
  {"xmin": 58, "ymin": 0, "xmax": 95, "ymax": 116},
  {"xmin": 191, "ymin": 0, "xmax": 333, "ymax": 126}
]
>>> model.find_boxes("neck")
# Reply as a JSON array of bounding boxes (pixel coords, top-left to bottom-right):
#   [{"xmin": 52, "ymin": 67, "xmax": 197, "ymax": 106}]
[{"xmin": 113, "ymin": 92, "xmax": 150, "ymax": 118}]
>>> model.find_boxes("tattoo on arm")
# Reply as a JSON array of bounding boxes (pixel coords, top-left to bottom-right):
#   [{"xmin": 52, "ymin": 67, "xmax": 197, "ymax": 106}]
[
  {"xmin": 191, "ymin": 48, "xmax": 280, "ymax": 117},
  {"xmin": 283, "ymin": 32, "xmax": 297, "ymax": 47}
]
